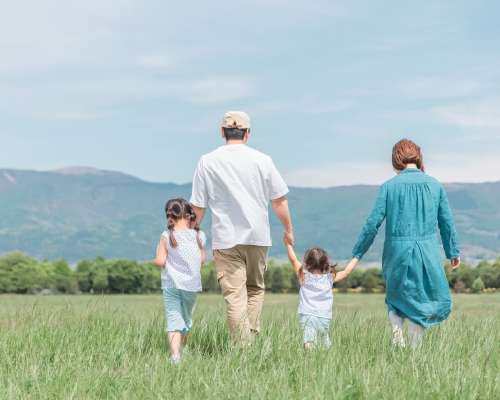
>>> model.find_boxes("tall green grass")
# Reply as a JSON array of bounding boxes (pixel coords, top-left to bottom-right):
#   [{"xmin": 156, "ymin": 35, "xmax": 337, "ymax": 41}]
[{"xmin": 1, "ymin": 294, "xmax": 499, "ymax": 399}]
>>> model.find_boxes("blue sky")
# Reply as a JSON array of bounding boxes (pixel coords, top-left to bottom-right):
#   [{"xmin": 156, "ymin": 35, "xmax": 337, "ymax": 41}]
[{"xmin": 1, "ymin": 0, "xmax": 500, "ymax": 186}]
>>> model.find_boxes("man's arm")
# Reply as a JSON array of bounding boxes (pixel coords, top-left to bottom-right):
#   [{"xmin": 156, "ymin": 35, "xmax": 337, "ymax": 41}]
[
  {"xmin": 271, "ymin": 196, "xmax": 294, "ymax": 246},
  {"xmin": 192, "ymin": 206, "xmax": 206, "ymax": 227}
]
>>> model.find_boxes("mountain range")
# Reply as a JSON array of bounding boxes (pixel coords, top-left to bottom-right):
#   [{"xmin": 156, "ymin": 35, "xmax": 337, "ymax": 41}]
[{"xmin": 0, "ymin": 167, "xmax": 499, "ymax": 263}]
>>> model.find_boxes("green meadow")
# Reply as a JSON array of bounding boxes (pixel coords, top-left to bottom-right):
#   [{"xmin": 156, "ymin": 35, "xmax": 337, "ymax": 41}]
[{"xmin": 1, "ymin": 294, "xmax": 499, "ymax": 399}]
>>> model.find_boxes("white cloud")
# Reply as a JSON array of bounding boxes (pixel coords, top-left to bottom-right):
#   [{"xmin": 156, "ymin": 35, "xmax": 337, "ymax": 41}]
[
  {"xmin": 183, "ymin": 77, "xmax": 258, "ymax": 104},
  {"xmin": 284, "ymin": 155, "xmax": 500, "ymax": 188},
  {"xmin": 396, "ymin": 77, "xmax": 484, "ymax": 100},
  {"xmin": 0, "ymin": 72, "xmax": 258, "ymax": 121},
  {"xmin": 433, "ymin": 99, "xmax": 500, "ymax": 129},
  {"xmin": 285, "ymin": 161, "xmax": 392, "ymax": 187},
  {"xmin": 254, "ymin": 97, "xmax": 352, "ymax": 115}
]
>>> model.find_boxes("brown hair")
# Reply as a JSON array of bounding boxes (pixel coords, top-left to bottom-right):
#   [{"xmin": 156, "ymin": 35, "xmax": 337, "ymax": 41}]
[
  {"xmin": 302, "ymin": 247, "xmax": 338, "ymax": 275},
  {"xmin": 165, "ymin": 198, "xmax": 203, "ymax": 249},
  {"xmin": 392, "ymin": 139, "xmax": 425, "ymax": 172}
]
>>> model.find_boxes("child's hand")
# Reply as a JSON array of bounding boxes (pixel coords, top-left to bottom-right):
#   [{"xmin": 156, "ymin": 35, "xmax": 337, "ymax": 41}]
[{"xmin": 333, "ymin": 257, "xmax": 359, "ymax": 283}]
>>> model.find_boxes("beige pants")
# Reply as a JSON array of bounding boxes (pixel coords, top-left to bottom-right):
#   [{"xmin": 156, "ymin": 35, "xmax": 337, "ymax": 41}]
[{"xmin": 213, "ymin": 245, "xmax": 268, "ymax": 343}]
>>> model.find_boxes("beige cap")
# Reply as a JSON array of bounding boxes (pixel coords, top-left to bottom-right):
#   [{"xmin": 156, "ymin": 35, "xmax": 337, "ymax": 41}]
[{"xmin": 222, "ymin": 111, "xmax": 251, "ymax": 129}]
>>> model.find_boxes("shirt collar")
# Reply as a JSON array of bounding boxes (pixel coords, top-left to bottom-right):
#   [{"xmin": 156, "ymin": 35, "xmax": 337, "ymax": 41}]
[{"xmin": 400, "ymin": 167, "xmax": 422, "ymax": 174}]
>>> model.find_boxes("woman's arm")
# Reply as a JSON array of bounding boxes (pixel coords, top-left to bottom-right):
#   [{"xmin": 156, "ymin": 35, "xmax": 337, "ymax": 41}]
[
  {"xmin": 351, "ymin": 184, "xmax": 388, "ymax": 260},
  {"xmin": 201, "ymin": 249, "xmax": 207, "ymax": 266},
  {"xmin": 153, "ymin": 237, "xmax": 168, "ymax": 268},
  {"xmin": 438, "ymin": 185, "xmax": 460, "ymax": 269},
  {"xmin": 333, "ymin": 257, "xmax": 359, "ymax": 283}
]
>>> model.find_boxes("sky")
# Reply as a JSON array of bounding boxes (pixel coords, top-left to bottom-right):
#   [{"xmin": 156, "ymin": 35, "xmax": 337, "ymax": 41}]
[{"xmin": 1, "ymin": 0, "xmax": 500, "ymax": 187}]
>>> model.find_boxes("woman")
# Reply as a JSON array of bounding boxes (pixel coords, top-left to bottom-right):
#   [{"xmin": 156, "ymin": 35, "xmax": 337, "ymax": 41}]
[{"xmin": 348, "ymin": 139, "xmax": 460, "ymax": 348}]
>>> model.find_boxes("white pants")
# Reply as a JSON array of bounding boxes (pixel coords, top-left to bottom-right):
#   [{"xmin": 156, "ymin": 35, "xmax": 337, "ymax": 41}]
[{"xmin": 388, "ymin": 311, "xmax": 425, "ymax": 349}]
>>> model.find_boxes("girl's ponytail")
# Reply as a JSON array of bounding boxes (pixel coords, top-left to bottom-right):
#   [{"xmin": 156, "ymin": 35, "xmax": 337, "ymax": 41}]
[
  {"xmin": 167, "ymin": 216, "xmax": 178, "ymax": 248},
  {"xmin": 189, "ymin": 210, "xmax": 203, "ymax": 250},
  {"xmin": 165, "ymin": 199, "xmax": 184, "ymax": 248}
]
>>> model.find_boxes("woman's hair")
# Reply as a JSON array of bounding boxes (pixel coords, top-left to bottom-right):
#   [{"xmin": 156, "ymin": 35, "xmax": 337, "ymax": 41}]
[
  {"xmin": 164, "ymin": 198, "xmax": 203, "ymax": 249},
  {"xmin": 302, "ymin": 247, "xmax": 337, "ymax": 275},
  {"xmin": 392, "ymin": 139, "xmax": 425, "ymax": 172}
]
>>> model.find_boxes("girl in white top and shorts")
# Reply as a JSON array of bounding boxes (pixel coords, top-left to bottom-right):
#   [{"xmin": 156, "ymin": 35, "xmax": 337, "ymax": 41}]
[
  {"xmin": 286, "ymin": 244, "xmax": 357, "ymax": 350},
  {"xmin": 154, "ymin": 198, "xmax": 206, "ymax": 364}
]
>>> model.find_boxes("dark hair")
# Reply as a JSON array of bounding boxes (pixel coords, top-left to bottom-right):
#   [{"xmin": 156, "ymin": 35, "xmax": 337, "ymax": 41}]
[
  {"xmin": 392, "ymin": 139, "xmax": 425, "ymax": 172},
  {"xmin": 223, "ymin": 127, "xmax": 248, "ymax": 140},
  {"xmin": 164, "ymin": 198, "xmax": 203, "ymax": 249},
  {"xmin": 302, "ymin": 247, "xmax": 337, "ymax": 275}
]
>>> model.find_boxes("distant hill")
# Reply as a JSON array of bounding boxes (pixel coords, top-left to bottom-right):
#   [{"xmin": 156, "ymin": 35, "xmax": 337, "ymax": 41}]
[{"xmin": 0, "ymin": 167, "xmax": 499, "ymax": 262}]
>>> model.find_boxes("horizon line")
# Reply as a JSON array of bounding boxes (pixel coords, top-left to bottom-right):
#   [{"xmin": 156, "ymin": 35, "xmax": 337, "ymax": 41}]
[{"xmin": 2, "ymin": 165, "xmax": 499, "ymax": 189}]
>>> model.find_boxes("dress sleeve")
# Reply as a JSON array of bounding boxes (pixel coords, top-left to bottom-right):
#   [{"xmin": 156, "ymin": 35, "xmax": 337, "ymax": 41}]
[
  {"xmin": 190, "ymin": 158, "xmax": 209, "ymax": 208},
  {"xmin": 351, "ymin": 184, "xmax": 388, "ymax": 259},
  {"xmin": 438, "ymin": 185, "xmax": 460, "ymax": 259}
]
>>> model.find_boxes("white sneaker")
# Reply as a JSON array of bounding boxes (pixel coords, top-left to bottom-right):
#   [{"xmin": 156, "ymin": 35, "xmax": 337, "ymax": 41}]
[{"xmin": 170, "ymin": 355, "xmax": 181, "ymax": 365}]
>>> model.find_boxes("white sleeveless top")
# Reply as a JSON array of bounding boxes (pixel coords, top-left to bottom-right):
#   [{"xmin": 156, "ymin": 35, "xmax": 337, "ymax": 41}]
[
  {"xmin": 298, "ymin": 270, "xmax": 334, "ymax": 319},
  {"xmin": 161, "ymin": 229, "xmax": 206, "ymax": 292}
]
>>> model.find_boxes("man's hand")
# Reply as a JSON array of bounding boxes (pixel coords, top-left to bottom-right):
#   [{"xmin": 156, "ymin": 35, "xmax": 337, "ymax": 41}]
[
  {"xmin": 451, "ymin": 257, "xmax": 460, "ymax": 270},
  {"xmin": 283, "ymin": 230, "xmax": 295, "ymax": 246}
]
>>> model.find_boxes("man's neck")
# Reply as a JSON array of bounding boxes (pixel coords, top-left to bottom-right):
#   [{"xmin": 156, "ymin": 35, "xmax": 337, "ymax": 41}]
[{"xmin": 225, "ymin": 140, "xmax": 246, "ymax": 145}]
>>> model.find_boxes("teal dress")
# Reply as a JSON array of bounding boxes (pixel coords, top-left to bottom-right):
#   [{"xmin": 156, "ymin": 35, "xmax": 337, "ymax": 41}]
[{"xmin": 352, "ymin": 168, "xmax": 460, "ymax": 328}]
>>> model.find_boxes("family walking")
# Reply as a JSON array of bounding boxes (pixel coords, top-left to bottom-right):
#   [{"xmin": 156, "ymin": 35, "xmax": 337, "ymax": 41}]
[{"xmin": 154, "ymin": 111, "xmax": 460, "ymax": 364}]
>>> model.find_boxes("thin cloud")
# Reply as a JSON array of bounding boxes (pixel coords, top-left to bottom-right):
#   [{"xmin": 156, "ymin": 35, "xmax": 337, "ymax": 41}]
[
  {"xmin": 285, "ymin": 156, "xmax": 500, "ymax": 188},
  {"xmin": 433, "ymin": 99, "xmax": 500, "ymax": 129}
]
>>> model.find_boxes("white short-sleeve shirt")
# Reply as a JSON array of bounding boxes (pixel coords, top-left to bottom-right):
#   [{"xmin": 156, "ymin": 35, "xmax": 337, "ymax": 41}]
[
  {"xmin": 161, "ymin": 229, "xmax": 206, "ymax": 292},
  {"xmin": 190, "ymin": 144, "xmax": 289, "ymax": 250},
  {"xmin": 298, "ymin": 271, "xmax": 334, "ymax": 319}
]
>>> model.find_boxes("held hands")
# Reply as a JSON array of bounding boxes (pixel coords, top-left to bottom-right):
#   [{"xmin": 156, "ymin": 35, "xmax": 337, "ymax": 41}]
[
  {"xmin": 451, "ymin": 257, "xmax": 461, "ymax": 270},
  {"xmin": 283, "ymin": 230, "xmax": 295, "ymax": 247}
]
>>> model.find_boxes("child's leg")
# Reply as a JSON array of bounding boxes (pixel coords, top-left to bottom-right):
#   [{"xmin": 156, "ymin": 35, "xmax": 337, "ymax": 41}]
[
  {"xmin": 304, "ymin": 342, "xmax": 314, "ymax": 350},
  {"xmin": 407, "ymin": 320, "xmax": 425, "ymax": 349},
  {"xmin": 181, "ymin": 333, "xmax": 189, "ymax": 348},
  {"xmin": 299, "ymin": 314, "xmax": 316, "ymax": 350},
  {"xmin": 321, "ymin": 321, "xmax": 332, "ymax": 349},
  {"xmin": 163, "ymin": 288, "xmax": 187, "ymax": 361},
  {"xmin": 179, "ymin": 291, "xmax": 197, "ymax": 353},
  {"xmin": 388, "ymin": 311, "xmax": 406, "ymax": 348},
  {"xmin": 168, "ymin": 331, "xmax": 182, "ymax": 359}
]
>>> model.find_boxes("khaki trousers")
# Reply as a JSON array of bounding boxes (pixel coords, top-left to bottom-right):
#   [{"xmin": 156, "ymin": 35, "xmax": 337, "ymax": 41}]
[{"xmin": 213, "ymin": 245, "xmax": 268, "ymax": 343}]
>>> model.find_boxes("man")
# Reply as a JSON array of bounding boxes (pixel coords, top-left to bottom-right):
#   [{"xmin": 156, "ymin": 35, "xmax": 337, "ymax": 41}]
[{"xmin": 190, "ymin": 111, "xmax": 294, "ymax": 343}]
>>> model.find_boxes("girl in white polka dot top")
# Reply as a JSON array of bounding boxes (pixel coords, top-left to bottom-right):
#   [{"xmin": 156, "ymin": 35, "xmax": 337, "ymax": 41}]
[{"xmin": 154, "ymin": 198, "xmax": 206, "ymax": 365}]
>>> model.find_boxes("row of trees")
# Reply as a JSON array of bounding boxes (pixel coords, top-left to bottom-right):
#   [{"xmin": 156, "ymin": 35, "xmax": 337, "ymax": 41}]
[{"xmin": 0, "ymin": 252, "xmax": 499, "ymax": 294}]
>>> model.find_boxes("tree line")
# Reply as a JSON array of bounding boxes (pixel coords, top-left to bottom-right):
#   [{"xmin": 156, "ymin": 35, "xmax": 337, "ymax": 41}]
[{"xmin": 0, "ymin": 251, "xmax": 499, "ymax": 294}]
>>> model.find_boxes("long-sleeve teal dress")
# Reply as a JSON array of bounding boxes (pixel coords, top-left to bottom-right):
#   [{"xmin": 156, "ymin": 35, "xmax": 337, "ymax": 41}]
[{"xmin": 352, "ymin": 168, "xmax": 460, "ymax": 328}]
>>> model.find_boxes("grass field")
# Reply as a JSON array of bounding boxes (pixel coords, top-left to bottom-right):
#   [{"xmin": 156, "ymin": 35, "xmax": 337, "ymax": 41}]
[{"xmin": 1, "ymin": 293, "xmax": 499, "ymax": 399}]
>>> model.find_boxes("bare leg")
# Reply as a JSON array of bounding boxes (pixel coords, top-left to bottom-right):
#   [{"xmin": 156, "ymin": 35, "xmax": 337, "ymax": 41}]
[
  {"xmin": 181, "ymin": 333, "xmax": 189, "ymax": 351},
  {"xmin": 168, "ymin": 331, "xmax": 182, "ymax": 361},
  {"xmin": 408, "ymin": 320, "xmax": 425, "ymax": 349},
  {"xmin": 304, "ymin": 342, "xmax": 314, "ymax": 351},
  {"xmin": 388, "ymin": 311, "xmax": 406, "ymax": 348}
]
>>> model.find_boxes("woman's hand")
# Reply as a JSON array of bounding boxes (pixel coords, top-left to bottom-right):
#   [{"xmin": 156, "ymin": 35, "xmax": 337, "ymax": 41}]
[{"xmin": 451, "ymin": 257, "xmax": 460, "ymax": 270}]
